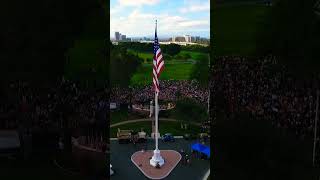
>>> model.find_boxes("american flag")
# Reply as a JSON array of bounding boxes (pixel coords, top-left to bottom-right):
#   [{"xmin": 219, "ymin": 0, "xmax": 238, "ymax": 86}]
[{"xmin": 153, "ymin": 20, "xmax": 164, "ymax": 93}]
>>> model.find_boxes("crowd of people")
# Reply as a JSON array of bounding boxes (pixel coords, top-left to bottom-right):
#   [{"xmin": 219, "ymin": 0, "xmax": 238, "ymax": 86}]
[
  {"xmin": 0, "ymin": 78, "xmax": 108, "ymax": 151},
  {"xmin": 110, "ymin": 80, "xmax": 208, "ymax": 105},
  {"xmin": 211, "ymin": 55, "xmax": 319, "ymax": 138}
]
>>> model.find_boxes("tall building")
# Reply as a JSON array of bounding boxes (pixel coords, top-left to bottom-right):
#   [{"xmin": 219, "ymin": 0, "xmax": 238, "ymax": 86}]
[
  {"xmin": 176, "ymin": 37, "xmax": 186, "ymax": 42},
  {"xmin": 184, "ymin": 35, "xmax": 191, "ymax": 43},
  {"xmin": 195, "ymin": 36, "xmax": 200, "ymax": 42},
  {"xmin": 115, "ymin": 32, "xmax": 120, "ymax": 41},
  {"xmin": 119, "ymin": 33, "xmax": 122, "ymax": 40},
  {"xmin": 121, "ymin": 35, "xmax": 126, "ymax": 41}
]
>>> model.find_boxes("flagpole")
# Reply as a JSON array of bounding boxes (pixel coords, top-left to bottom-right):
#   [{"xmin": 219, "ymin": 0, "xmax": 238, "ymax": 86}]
[
  {"xmin": 155, "ymin": 19, "xmax": 159, "ymax": 151},
  {"xmin": 150, "ymin": 19, "xmax": 164, "ymax": 167},
  {"xmin": 155, "ymin": 91, "xmax": 159, "ymax": 151}
]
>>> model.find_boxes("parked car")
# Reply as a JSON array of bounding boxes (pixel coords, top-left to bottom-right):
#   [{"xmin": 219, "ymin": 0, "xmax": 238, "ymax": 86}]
[
  {"xmin": 137, "ymin": 130, "xmax": 147, "ymax": 143},
  {"xmin": 131, "ymin": 130, "xmax": 147, "ymax": 143},
  {"xmin": 162, "ymin": 133, "xmax": 175, "ymax": 142},
  {"xmin": 199, "ymin": 133, "xmax": 209, "ymax": 142},
  {"xmin": 117, "ymin": 128, "xmax": 132, "ymax": 144},
  {"xmin": 199, "ymin": 133, "xmax": 209, "ymax": 139}
]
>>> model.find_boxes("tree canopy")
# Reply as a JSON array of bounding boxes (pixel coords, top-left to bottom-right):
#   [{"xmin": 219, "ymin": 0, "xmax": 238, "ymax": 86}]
[
  {"xmin": 110, "ymin": 44, "xmax": 142, "ymax": 88},
  {"xmin": 118, "ymin": 42, "xmax": 182, "ymax": 56},
  {"xmin": 181, "ymin": 45, "xmax": 210, "ymax": 53},
  {"xmin": 173, "ymin": 98, "xmax": 208, "ymax": 124},
  {"xmin": 163, "ymin": 44, "xmax": 181, "ymax": 56},
  {"xmin": 191, "ymin": 55, "xmax": 210, "ymax": 87}
]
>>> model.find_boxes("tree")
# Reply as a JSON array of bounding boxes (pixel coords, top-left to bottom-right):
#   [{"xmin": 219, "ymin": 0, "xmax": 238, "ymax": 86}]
[
  {"xmin": 173, "ymin": 98, "xmax": 208, "ymax": 126},
  {"xmin": 164, "ymin": 54, "xmax": 172, "ymax": 61},
  {"xmin": 181, "ymin": 45, "xmax": 210, "ymax": 53},
  {"xmin": 110, "ymin": 46, "xmax": 142, "ymax": 88},
  {"xmin": 182, "ymin": 53, "xmax": 191, "ymax": 60},
  {"xmin": 162, "ymin": 44, "xmax": 181, "ymax": 56},
  {"xmin": 190, "ymin": 55, "xmax": 209, "ymax": 87}
]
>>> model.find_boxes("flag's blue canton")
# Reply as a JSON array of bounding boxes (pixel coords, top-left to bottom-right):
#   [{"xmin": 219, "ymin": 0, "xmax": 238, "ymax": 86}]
[{"xmin": 154, "ymin": 33, "xmax": 159, "ymax": 55}]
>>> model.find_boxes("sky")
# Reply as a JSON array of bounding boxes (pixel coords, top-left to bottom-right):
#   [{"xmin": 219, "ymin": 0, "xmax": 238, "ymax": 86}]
[{"xmin": 110, "ymin": 0, "xmax": 210, "ymax": 39}]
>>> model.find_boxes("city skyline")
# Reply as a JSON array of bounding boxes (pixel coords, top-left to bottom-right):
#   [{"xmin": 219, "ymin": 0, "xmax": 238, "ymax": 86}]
[
  {"xmin": 110, "ymin": 0, "xmax": 210, "ymax": 38},
  {"xmin": 112, "ymin": 31, "xmax": 209, "ymax": 41}
]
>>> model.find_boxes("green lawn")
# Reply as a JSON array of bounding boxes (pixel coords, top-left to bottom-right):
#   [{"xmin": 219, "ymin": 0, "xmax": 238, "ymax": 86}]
[
  {"xmin": 110, "ymin": 121, "xmax": 200, "ymax": 138},
  {"xmin": 111, "ymin": 109, "xmax": 146, "ymax": 124},
  {"xmin": 179, "ymin": 50, "xmax": 207, "ymax": 61},
  {"xmin": 127, "ymin": 49, "xmax": 153, "ymax": 62},
  {"xmin": 213, "ymin": 4, "xmax": 269, "ymax": 56},
  {"xmin": 131, "ymin": 63, "xmax": 194, "ymax": 86},
  {"xmin": 111, "ymin": 109, "xmax": 129, "ymax": 124},
  {"xmin": 128, "ymin": 50, "xmax": 208, "ymax": 86}
]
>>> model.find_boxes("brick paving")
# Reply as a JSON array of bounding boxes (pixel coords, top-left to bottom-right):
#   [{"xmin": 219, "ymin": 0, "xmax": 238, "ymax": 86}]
[{"xmin": 131, "ymin": 150, "xmax": 181, "ymax": 179}]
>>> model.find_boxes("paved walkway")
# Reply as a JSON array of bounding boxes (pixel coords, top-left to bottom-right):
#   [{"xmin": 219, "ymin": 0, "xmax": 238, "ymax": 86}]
[{"xmin": 110, "ymin": 118, "xmax": 201, "ymax": 128}]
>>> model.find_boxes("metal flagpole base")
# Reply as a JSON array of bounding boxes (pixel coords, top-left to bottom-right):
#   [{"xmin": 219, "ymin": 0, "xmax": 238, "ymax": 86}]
[{"xmin": 150, "ymin": 149, "xmax": 164, "ymax": 167}]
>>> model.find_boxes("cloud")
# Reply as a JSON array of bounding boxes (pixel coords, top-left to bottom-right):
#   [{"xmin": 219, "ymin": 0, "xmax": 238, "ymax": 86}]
[
  {"xmin": 118, "ymin": 0, "xmax": 160, "ymax": 6},
  {"xmin": 179, "ymin": 4, "xmax": 210, "ymax": 13},
  {"xmin": 110, "ymin": 5, "xmax": 122, "ymax": 15},
  {"xmin": 179, "ymin": 0, "xmax": 210, "ymax": 13},
  {"xmin": 178, "ymin": 20, "xmax": 209, "ymax": 28},
  {"xmin": 110, "ymin": 9, "xmax": 209, "ymax": 37}
]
